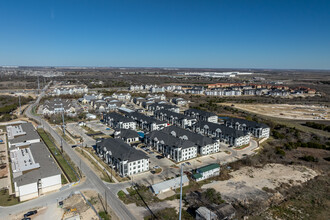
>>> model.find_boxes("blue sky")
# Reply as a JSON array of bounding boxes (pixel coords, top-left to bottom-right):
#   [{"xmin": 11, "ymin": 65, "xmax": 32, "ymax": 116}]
[{"xmin": 0, "ymin": 0, "xmax": 329, "ymax": 69}]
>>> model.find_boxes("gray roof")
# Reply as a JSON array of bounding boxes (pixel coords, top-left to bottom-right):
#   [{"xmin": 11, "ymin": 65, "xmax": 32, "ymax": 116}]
[
  {"xmin": 196, "ymin": 207, "xmax": 217, "ymax": 219},
  {"xmin": 14, "ymin": 142, "xmax": 61, "ymax": 187},
  {"xmin": 154, "ymin": 109, "xmax": 194, "ymax": 121},
  {"xmin": 162, "ymin": 126, "xmax": 215, "ymax": 146},
  {"xmin": 225, "ymin": 117, "xmax": 269, "ymax": 129},
  {"xmin": 115, "ymin": 129, "xmax": 139, "ymax": 139},
  {"xmin": 127, "ymin": 112, "xmax": 167, "ymax": 125},
  {"xmin": 184, "ymin": 108, "xmax": 217, "ymax": 117},
  {"xmin": 148, "ymin": 103, "xmax": 179, "ymax": 110},
  {"xmin": 194, "ymin": 121, "xmax": 248, "ymax": 138},
  {"xmin": 97, "ymin": 138, "xmax": 148, "ymax": 162},
  {"xmin": 106, "ymin": 112, "xmax": 135, "ymax": 123},
  {"xmin": 7, "ymin": 123, "xmax": 40, "ymax": 146},
  {"xmin": 146, "ymin": 130, "xmax": 198, "ymax": 149},
  {"xmin": 151, "ymin": 175, "xmax": 189, "ymax": 194},
  {"xmin": 43, "ymin": 98, "xmax": 74, "ymax": 111}
]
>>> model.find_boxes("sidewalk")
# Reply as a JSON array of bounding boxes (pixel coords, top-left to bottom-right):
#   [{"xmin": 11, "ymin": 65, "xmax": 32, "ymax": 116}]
[{"xmin": 82, "ymin": 148, "xmax": 119, "ymax": 183}]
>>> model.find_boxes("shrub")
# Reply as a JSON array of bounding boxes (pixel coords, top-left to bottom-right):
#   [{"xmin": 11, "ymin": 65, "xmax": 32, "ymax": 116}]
[
  {"xmin": 299, "ymin": 155, "xmax": 318, "ymax": 162},
  {"xmin": 275, "ymin": 147, "xmax": 286, "ymax": 156}
]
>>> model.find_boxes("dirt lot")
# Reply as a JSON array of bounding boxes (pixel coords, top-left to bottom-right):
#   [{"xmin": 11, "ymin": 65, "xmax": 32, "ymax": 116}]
[
  {"xmin": 202, "ymin": 163, "xmax": 318, "ymax": 208},
  {"xmin": 222, "ymin": 103, "xmax": 329, "ymax": 120},
  {"xmin": 82, "ymin": 190, "xmax": 119, "ymax": 220},
  {"xmin": 126, "ymin": 199, "xmax": 180, "ymax": 219}
]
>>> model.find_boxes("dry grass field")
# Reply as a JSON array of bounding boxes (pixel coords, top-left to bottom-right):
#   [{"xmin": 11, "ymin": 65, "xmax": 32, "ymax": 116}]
[{"xmin": 222, "ymin": 103, "xmax": 329, "ymax": 120}]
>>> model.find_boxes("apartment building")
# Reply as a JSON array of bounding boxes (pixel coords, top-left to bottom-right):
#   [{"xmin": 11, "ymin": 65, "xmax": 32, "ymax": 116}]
[
  {"xmin": 103, "ymin": 112, "xmax": 137, "ymax": 130},
  {"xmin": 161, "ymin": 126, "xmax": 220, "ymax": 156},
  {"xmin": 192, "ymin": 121, "xmax": 250, "ymax": 147},
  {"xmin": 96, "ymin": 138, "xmax": 149, "ymax": 176},
  {"xmin": 145, "ymin": 131, "xmax": 198, "ymax": 162},
  {"xmin": 126, "ymin": 112, "xmax": 168, "ymax": 131},
  {"xmin": 154, "ymin": 109, "xmax": 196, "ymax": 128},
  {"xmin": 224, "ymin": 118, "xmax": 270, "ymax": 138},
  {"xmin": 184, "ymin": 108, "xmax": 218, "ymax": 123}
]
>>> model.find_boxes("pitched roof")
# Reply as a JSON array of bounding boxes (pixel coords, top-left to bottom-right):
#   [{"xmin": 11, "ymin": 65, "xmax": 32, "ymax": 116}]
[
  {"xmin": 146, "ymin": 131, "xmax": 197, "ymax": 149},
  {"xmin": 115, "ymin": 129, "xmax": 139, "ymax": 139},
  {"xmin": 97, "ymin": 138, "xmax": 148, "ymax": 162},
  {"xmin": 194, "ymin": 121, "xmax": 249, "ymax": 138},
  {"xmin": 224, "ymin": 117, "xmax": 269, "ymax": 129},
  {"xmin": 198, "ymin": 163, "xmax": 220, "ymax": 173},
  {"xmin": 154, "ymin": 109, "xmax": 194, "ymax": 120},
  {"xmin": 127, "ymin": 112, "xmax": 167, "ymax": 125},
  {"xmin": 106, "ymin": 112, "xmax": 135, "ymax": 123},
  {"xmin": 161, "ymin": 126, "xmax": 215, "ymax": 146},
  {"xmin": 184, "ymin": 108, "xmax": 217, "ymax": 117}
]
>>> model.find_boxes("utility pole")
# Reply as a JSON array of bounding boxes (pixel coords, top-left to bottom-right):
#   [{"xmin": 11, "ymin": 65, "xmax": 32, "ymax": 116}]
[
  {"xmin": 18, "ymin": 95, "xmax": 21, "ymax": 116},
  {"xmin": 61, "ymin": 103, "xmax": 65, "ymax": 136},
  {"xmin": 37, "ymin": 76, "xmax": 40, "ymax": 92},
  {"xmin": 60, "ymin": 139, "xmax": 63, "ymax": 153},
  {"xmin": 179, "ymin": 164, "xmax": 183, "ymax": 220},
  {"xmin": 105, "ymin": 190, "xmax": 108, "ymax": 214}
]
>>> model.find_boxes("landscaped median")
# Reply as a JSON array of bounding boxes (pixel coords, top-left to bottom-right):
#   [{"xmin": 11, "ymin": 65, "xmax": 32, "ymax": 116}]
[{"xmin": 37, "ymin": 128, "xmax": 79, "ymax": 182}]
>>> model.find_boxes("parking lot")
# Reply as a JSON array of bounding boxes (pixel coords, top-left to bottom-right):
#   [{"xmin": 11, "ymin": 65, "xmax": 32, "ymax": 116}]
[
  {"xmin": 66, "ymin": 123, "xmax": 96, "ymax": 147},
  {"xmin": 85, "ymin": 120, "xmax": 114, "ymax": 136}
]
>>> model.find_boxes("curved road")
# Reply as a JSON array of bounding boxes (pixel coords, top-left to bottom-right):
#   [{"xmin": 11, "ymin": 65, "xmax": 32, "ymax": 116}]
[{"xmin": 21, "ymin": 83, "xmax": 136, "ymax": 220}]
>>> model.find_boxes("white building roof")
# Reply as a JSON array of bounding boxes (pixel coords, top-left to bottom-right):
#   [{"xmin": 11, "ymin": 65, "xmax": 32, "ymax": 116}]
[{"xmin": 151, "ymin": 175, "xmax": 189, "ymax": 194}]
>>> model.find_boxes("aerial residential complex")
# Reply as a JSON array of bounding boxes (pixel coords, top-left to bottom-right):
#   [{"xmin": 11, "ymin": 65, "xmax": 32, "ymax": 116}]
[
  {"xmin": 6, "ymin": 123, "xmax": 61, "ymax": 201},
  {"xmin": 96, "ymin": 138, "xmax": 149, "ymax": 176}
]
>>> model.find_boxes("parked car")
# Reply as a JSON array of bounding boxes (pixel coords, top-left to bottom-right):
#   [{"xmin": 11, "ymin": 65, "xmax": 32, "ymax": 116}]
[
  {"xmin": 153, "ymin": 165, "xmax": 160, "ymax": 169},
  {"xmin": 24, "ymin": 210, "xmax": 37, "ymax": 218},
  {"xmin": 21, "ymin": 218, "xmax": 31, "ymax": 220},
  {"xmin": 156, "ymin": 155, "xmax": 164, "ymax": 159},
  {"xmin": 186, "ymin": 162, "xmax": 191, "ymax": 165}
]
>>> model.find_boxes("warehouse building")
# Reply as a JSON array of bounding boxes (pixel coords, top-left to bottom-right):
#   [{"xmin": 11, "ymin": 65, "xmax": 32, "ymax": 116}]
[{"xmin": 7, "ymin": 122, "xmax": 61, "ymax": 201}]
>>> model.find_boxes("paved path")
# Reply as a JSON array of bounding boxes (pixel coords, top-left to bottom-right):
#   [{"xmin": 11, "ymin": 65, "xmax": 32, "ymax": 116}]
[{"xmin": 82, "ymin": 148, "xmax": 119, "ymax": 183}]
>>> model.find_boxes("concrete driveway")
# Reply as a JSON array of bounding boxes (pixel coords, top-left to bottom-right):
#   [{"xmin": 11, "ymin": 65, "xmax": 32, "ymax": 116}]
[
  {"xmin": 66, "ymin": 123, "xmax": 96, "ymax": 147},
  {"xmin": 85, "ymin": 120, "xmax": 114, "ymax": 136}
]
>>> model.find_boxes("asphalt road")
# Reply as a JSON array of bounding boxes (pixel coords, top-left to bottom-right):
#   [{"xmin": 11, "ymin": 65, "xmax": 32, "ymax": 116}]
[
  {"xmin": 0, "ymin": 180, "xmax": 92, "ymax": 219},
  {"xmin": 22, "ymin": 83, "xmax": 136, "ymax": 220}
]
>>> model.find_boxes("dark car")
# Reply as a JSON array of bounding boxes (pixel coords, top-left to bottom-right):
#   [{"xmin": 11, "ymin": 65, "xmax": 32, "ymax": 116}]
[
  {"xmin": 21, "ymin": 218, "xmax": 31, "ymax": 220},
  {"xmin": 156, "ymin": 155, "xmax": 164, "ymax": 159},
  {"xmin": 24, "ymin": 210, "xmax": 37, "ymax": 218}
]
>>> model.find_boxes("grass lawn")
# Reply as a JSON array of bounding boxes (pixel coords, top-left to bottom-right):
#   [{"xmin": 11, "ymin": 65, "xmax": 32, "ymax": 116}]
[
  {"xmin": 37, "ymin": 128, "xmax": 78, "ymax": 182},
  {"xmin": 0, "ymin": 189, "xmax": 20, "ymax": 206},
  {"xmin": 61, "ymin": 174, "xmax": 68, "ymax": 185},
  {"xmin": 75, "ymin": 148, "xmax": 113, "ymax": 183},
  {"xmin": 55, "ymin": 127, "xmax": 74, "ymax": 144}
]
